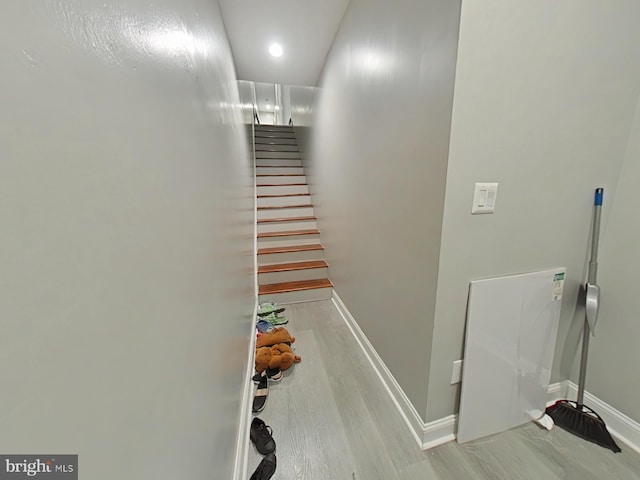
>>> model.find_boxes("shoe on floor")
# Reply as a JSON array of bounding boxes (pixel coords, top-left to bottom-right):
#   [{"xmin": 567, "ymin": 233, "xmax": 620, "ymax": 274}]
[
  {"xmin": 250, "ymin": 452, "xmax": 276, "ymax": 480},
  {"xmin": 256, "ymin": 320, "xmax": 275, "ymax": 333},
  {"xmin": 250, "ymin": 417, "xmax": 276, "ymax": 455},
  {"xmin": 252, "ymin": 375, "xmax": 268, "ymax": 413},
  {"xmin": 257, "ymin": 301, "xmax": 285, "ymax": 317},
  {"xmin": 260, "ymin": 312, "xmax": 288, "ymax": 325},
  {"xmin": 252, "ymin": 367, "xmax": 282, "ymax": 384}
]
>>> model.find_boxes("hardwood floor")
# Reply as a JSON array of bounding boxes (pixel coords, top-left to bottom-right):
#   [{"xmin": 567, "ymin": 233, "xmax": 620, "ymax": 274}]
[{"xmin": 247, "ymin": 300, "xmax": 640, "ymax": 479}]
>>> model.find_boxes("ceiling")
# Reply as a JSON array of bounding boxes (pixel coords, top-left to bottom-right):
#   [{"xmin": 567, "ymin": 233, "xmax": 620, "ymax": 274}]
[{"xmin": 218, "ymin": 0, "xmax": 351, "ymax": 86}]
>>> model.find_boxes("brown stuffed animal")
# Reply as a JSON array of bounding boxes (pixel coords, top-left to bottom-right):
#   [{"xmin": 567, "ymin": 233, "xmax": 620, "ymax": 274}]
[
  {"xmin": 256, "ymin": 327, "xmax": 295, "ymax": 349},
  {"xmin": 255, "ymin": 343, "xmax": 301, "ymax": 373}
]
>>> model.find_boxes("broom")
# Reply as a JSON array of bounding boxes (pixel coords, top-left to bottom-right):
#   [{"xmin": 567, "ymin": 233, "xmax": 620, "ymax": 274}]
[{"xmin": 546, "ymin": 188, "xmax": 620, "ymax": 453}]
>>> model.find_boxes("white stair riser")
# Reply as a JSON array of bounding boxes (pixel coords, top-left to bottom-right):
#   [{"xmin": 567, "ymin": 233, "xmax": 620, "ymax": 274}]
[
  {"xmin": 255, "ymin": 133, "xmax": 295, "ymax": 139},
  {"xmin": 258, "ymin": 220, "xmax": 317, "ymax": 233},
  {"xmin": 256, "ymin": 159, "xmax": 303, "ymax": 167},
  {"xmin": 258, "ymin": 195, "xmax": 311, "ymax": 207},
  {"xmin": 256, "ymin": 167, "xmax": 304, "ymax": 175},
  {"xmin": 258, "ymin": 287, "xmax": 332, "ymax": 305},
  {"xmin": 258, "ymin": 234, "xmax": 320, "ymax": 249},
  {"xmin": 255, "ymin": 144, "xmax": 298, "ymax": 152},
  {"xmin": 255, "ymin": 151, "xmax": 300, "ymax": 159},
  {"xmin": 256, "ymin": 176, "xmax": 306, "ymax": 185},
  {"xmin": 258, "ymin": 249, "xmax": 324, "ymax": 265},
  {"xmin": 257, "ymin": 185, "xmax": 309, "ymax": 195},
  {"xmin": 258, "ymin": 267, "xmax": 328, "ymax": 284},
  {"xmin": 255, "ymin": 138, "xmax": 297, "ymax": 145},
  {"xmin": 258, "ymin": 207, "xmax": 314, "ymax": 220}
]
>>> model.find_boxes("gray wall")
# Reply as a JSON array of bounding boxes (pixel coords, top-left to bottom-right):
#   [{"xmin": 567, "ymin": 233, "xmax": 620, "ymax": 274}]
[
  {"xmin": 304, "ymin": 0, "xmax": 461, "ymax": 420},
  {"xmin": 587, "ymin": 96, "xmax": 640, "ymax": 422},
  {"xmin": 425, "ymin": 0, "xmax": 640, "ymax": 422},
  {"xmin": 0, "ymin": 1, "xmax": 254, "ymax": 478}
]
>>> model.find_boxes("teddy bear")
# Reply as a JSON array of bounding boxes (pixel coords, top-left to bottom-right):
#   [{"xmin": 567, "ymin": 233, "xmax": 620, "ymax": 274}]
[
  {"xmin": 255, "ymin": 326, "xmax": 295, "ymax": 349},
  {"xmin": 255, "ymin": 343, "xmax": 301, "ymax": 373}
]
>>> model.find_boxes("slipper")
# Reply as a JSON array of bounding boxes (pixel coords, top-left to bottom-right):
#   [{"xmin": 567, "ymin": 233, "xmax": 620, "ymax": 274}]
[
  {"xmin": 252, "ymin": 375, "xmax": 268, "ymax": 413},
  {"xmin": 250, "ymin": 417, "xmax": 276, "ymax": 455},
  {"xmin": 260, "ymin": 312, "xmax": 289, "ymax": 325},
  {"xmin": 257, "ymin": 320, "xmax": 275, "ymax": 334},
  {"xmin": 249, "ymin": 452, "xmax": 276, "ymax": 480},
  {"xmin": 257, "ymin": 302, "xmax": 286, "ymax": 317}
]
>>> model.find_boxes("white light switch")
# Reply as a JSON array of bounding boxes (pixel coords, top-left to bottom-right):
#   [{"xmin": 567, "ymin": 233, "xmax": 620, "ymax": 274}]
[{"xmin": 472, "ymin": 183, "xmax": 499, "ymax": 214}]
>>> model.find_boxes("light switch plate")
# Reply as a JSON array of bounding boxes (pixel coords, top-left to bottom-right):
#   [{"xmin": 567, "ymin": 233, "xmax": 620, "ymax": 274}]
[
  {"xmin": 451, "ymin": 359, "xmax": 463, "ymax": 384},
  {"xmin": 472, "ymin": 182, "xmax": 499, "ymax": 214}
]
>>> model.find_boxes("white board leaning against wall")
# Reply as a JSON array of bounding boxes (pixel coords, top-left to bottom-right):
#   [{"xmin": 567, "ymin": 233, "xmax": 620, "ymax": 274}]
[{"xmin": 457, "ymin": 268, "xmax": 566, "ymax": 444}]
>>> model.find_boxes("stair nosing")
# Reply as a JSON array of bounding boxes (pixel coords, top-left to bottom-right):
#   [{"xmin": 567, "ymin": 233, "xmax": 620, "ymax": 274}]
[
  {"xmin": 258, "ymin": 204, "xmax": 313, "ymax": 210},
  {"xmin": 257, "ymin": 244, "xmax": 324, "ymax": 255},
  {"xmin": 256, "ymin": 174, "xmax": 305, "ymax": 177},
  {"xmin": 257, "ymin": 193, "xmax": 310, "ymax": 198},
  {"xmin": 257, "ymin": 216, "xmax": 316, "ymax": 224},
  {"xmin": 258, "ymin": 278, "xmax": 333, "ymax": 295},
  {"xmin": 257, "ymin": 229, "xmax": 320, "ymax": 238},
  {"xmin": 258, "ymin": 260, "xmax": 328, "ymax": 274},
  {"xmin": 257, "ymin": 183, "xmax": 308, "ymax": 187}
]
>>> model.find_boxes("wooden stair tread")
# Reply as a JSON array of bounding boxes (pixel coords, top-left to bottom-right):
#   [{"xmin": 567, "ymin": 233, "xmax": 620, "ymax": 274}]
[
  {"xmin": 258, "ymin": 204, "xmax": 313, "ymax": 210},
  {"xmin": 259, "ymin": 278, "xmax": 333, "ymax": 295},
  {"xmin": 258, "ymin": 244, "xmax": 324, "ymax": 255},
  {"xmin": 255, "ymin": 157, "xmax": 301, "ymax": 160},
  {"xmin": 257, "ymin": 174, "xmax": 305, "ymax": 177},
  {"xmin": 258, "ymin": 260, "xmax": 328, "ymax": 274},
  {"xmin": 256, "ymin": 165, "xmax": 303, "ymax": 168},
  {"xmin": 257, "ymin": 229, "xmax": 319, "ymax": 238},
  {"xmin": 258, "ymin": 193, "xmax": 309, "ymax": 198},
  {"xmin": 257, "ymin": 183, "xmax": 307, "ymax": 187},
  {"xmin": 257, "ymin": 216, "xmax": 316, "ymax": 224}
]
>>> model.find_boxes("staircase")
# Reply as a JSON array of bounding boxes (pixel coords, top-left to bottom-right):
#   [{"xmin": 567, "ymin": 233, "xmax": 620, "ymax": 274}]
[{"xmin": 254, "ymin": 124, "xmax": 332, "ymax": 304}]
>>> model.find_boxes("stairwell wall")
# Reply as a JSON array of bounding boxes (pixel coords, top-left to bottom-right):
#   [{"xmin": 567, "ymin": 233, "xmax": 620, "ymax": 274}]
[
  {"xmin": 301, "ymin": 0, "xmax": 461, "ymax": 421},
  {"xmin": 425, "ymin": 0, "xmax": 640, "ymax": 423},
  {"xmin": 0, "ymin": 1, "xmax": 254, "ymax": 478}
]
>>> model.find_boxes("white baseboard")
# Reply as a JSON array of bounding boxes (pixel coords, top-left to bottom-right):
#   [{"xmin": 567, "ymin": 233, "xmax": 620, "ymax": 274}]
[
  {"xmin": 332, "ymin": 290, "xmax": 454, "ymax": 450},
  {"xmin": 422, "ymin": 415, "xmax": 457, "ymax": 450},
  {"xmin": 232, "ymin": 300, "xmax": 258, "ymax": 480}
]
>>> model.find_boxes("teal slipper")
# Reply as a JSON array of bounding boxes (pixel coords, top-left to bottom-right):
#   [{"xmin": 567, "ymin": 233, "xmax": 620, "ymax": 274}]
[
  {"xmin": 257, "ymin": 301, "xmax": 286, "ymax": 317},
  {"xmin": 261, "ymin": 312, "xmax": 289, "ymax": 325}
]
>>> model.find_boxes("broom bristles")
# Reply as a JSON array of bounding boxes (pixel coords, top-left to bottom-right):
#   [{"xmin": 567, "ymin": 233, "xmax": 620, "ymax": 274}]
[{"xmin": 546, "ymin": 400, "xmax": 621, "ymax": 453}]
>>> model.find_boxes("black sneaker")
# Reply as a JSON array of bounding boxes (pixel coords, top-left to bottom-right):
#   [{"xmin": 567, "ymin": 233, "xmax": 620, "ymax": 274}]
[
  {"xmin": 250, "ymin": 417, "xmax": 276, "ymax": 455},
  {"xmin": 250, "ymin": 452, "xmax": 276, "ymax": 480},
  {"xmin": 252, "ymin": 367, "xmax": 282, "ymax": 383}
]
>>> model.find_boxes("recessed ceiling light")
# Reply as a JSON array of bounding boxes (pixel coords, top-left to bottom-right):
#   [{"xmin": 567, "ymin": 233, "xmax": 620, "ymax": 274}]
[
  {"xmin": 274, "ymin": 106, "xmax": 280, "ymax": 111},
  {"xmin": 269, "ymin": 43, "xmax": 283, "ymax": 57},
  {"xmin": 265, "ymin": 104, "xmax": 272, "ymax": 110}
]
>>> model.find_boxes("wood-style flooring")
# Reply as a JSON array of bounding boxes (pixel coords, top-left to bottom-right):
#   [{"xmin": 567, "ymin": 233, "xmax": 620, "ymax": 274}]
[{"xmin": 247, "ymin": 300, "xmax": 640, "ymax": 479}]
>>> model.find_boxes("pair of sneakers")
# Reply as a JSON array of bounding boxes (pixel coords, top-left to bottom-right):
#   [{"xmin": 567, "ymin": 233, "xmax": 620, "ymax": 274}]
[{"xmin": 249, "ymin": 417, "xmax": 276, "ymax": 480}]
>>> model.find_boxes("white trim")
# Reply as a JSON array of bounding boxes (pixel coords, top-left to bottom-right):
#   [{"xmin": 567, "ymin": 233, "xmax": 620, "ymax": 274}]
[
  {"xmin": 422, "ymin": 415, "xmax": 457, "ymax": 450},
  {"xmin": 232, "ymin": 300, "xmax": 258, "ymax": 480},
  {"xmin": 564, "ymin": 381, "xmax": 640, "ymax": 455},
  {"xmin": 332, "ymin": 290, "xmax": 457, "ymax": 450}
]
